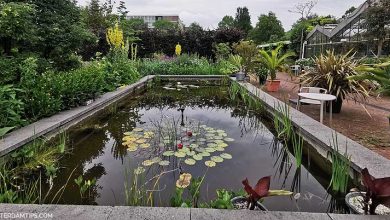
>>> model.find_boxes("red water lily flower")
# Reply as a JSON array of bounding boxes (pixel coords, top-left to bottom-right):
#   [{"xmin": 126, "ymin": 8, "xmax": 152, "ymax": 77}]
[
  {"xmin": 177, "ymin": 143, "xmax": 183, "ymax": 149},
  {"xmin": 242, "ymin": 176, "xmax": 270, "ymax": 210},
  {"xmin": 361, "ymin": 168, "xmax": 390, "ymax": 214},
  {"xmin": 187, "ymin": 131, "xmax": 193, "ymax": 137}
]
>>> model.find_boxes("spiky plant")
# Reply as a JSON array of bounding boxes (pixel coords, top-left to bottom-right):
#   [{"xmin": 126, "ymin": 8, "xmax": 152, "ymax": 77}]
[{"xmin": 258, "ymin": 45, "xmax": 295, "ymax": 80}]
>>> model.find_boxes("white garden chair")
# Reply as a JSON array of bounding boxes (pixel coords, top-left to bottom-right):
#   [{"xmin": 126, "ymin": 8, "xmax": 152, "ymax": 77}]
[{"xmin": 297, "ymin": 87, "xmax": 328, "ymax": 110}]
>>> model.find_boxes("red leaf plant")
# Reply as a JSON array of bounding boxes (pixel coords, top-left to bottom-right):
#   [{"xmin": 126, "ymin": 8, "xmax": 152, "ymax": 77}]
[
  {"xmin": 361, "ymin": 168, "xmax": 390, "ymax": 214},
  {"xmin": 242, "ymin": 176, "xmax": 292, "ymax": 210}
]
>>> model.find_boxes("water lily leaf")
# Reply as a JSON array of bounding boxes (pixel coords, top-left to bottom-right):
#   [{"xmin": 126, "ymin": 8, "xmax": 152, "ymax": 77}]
[
  {"xmin": 205, "ymin": 148, "xmax": 216, "ymax": 153},
  {"xmin": 195, "ymin": 147, "xmax": 205, "ymax": 153},
  {"xmin": 198, "ymin": 138, "xmax": 207, "ymax": 142},
  {"xmin": 127, "ymin": 146, "xmax": 138, "ymax": 152},
  {"xmin": 207, "ymin": 143, "xmax": 217, "ymax": 148},
  {"xmin": 217, "ymin": 143, "xmax": 228, "ymax": 148},
  {"xmin": 214, "ymin": 140, "xmax": 224, "ymax": 144},
  {"xmin": 211, "ymin": 156, "xmax": 224, "ymax": 163},
  {"xmin": 124, "ymin": 132, "xmax": 133, "ymax": 136},
  {"xmin": 174, "ymin": 151, "xmax": 186, "ymax": 158},
  {"xmin": 163, "ymin": 151, "xmax": 175, "ymax": 156},
  {"xmin": 205, "ymin": 133, "xmax": 214, "ymax": 137},
  {"xmin": 127, "ymin": 143, "xmax": 137, "ymax": 148},
  {"xmin": 224, "ymin": 138, "xmax": 235, "ymax": 142},
  {"xmin": 186, "ymin": 151, "xmax": 196, "ymax": 156},
  {"xmin": 133, "ymin": 128, "xmax": 144, "ymax": 132},
  {"xmin": 220, "ymin": 133, "xmax": 228, "ymax": 137},
  {"xmin": 205, "ymin": 161, "xmax": 216, "ymax": 167},
  {"xmin": 136, "ymin": 139, "xmax": 147, "ymax": 144},
  {"xmin": 142, "ymin": 160, "xmax": 153, "ymax": 166},
  {"xmin": 140, "ymin": 143, "xmax": 151, "ymax": 148},
  {"xmin": 213, "ymin": 136, "xmax": 223, "ymax": 140},
  {"xmin": 134, "ymin": 167, "xmax": 145, "ymax": 175},
  {"xmin": 184, "ymin": 158, "xmax": 196, "ymax": 165},
  {"xmin": 176, "ymin": 173, "xmax": 192, "ymax": 188},
  {"xmin": 158, "ymin": 160, "xmax": 170, "ymax": 166},
  {"xmin": 152, "ymin": 157, "xmax": 162, "ymax": 163},
  {"xmin": 190, "ymin": 144, "xmax": 199, "ymax": 148},
  {"xmin": 215, "ymin": 147, "xmax": 225, "ymax": 152},
  {"xmin": 216, "ymin": 129, "xmax": 225, "ymax": 133},
  {"xmin": 193, "ymin": 154, "xmax": 203, "ymax": 161},
  {"xmin": 122, "ymin": 136, "xmax": 136, "ymax": 142},
  {"xmin": 200, "ymin": 152, "xmax": 211, "ymax": 157},
  {"xmin": 220, "ymin": 153, "xmax": 232, "ymax": 159}
]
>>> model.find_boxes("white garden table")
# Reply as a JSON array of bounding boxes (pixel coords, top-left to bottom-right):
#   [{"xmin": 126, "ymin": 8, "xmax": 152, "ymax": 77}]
[{"xmin": 298, "ymin": 93, "xmax": 337, "ymax": 124}]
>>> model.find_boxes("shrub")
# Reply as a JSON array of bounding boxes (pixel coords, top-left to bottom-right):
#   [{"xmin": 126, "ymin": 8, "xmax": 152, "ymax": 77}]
[
  {"xmin": 0, "ymin": 85, "xmax": 25, "ymax": 129},
  {"xmin": 0, "ymin": 57, "xmax": 19, "ymax": 85}
]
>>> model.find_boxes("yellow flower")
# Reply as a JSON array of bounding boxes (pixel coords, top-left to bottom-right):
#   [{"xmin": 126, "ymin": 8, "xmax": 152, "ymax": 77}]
[
  {"xmin": 176, "ymin": 173, "xmax": 192, "ymax": 188},
  {"xmin": 106, "ymin": 23, "xmax": 124, "ymax": 49},
  {"xmin": 175, "ymin": 43, "xmax": 182, "ymax": 56}
]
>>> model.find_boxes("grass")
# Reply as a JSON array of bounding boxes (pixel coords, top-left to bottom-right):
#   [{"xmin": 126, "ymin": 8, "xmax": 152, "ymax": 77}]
[
  {"xmin": 273, "ymin": 103, "xmax": 293, "ymax": 141},
  {"xmin": 291, "ymin": 134, "xmax": 303, "ymax": 168},
  {"xmin": 328, "ymin": 133, "xmax": 351, "ymax": 194}
]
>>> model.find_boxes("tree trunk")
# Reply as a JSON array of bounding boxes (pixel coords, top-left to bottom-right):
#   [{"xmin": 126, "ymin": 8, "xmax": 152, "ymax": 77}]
[{"xmin": 377, "ymin": 38, "xmax": 384, "ymax": 57}]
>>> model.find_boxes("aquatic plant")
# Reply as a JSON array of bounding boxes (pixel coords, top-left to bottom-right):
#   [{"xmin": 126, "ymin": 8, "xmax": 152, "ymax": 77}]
[
  {"xmin": 291, "ymin": 134, "xmax": 303, "ymax": 168},
  {"xmin": 273, "ymin": 103, "xmax": 293, "ymax": 141},
  {"xmin": 328, "ymin": 133, "xmax": 350, "ymax": 194},
  {"xmin": 361, "ymin": 168, "xmax": 390, "ymax": 214},
  {"xmin": 74, "ymin": 175, "xmax": 97, "ymax": 201},
  {"xmin": 242, "ymin": 176, "xmax": 293, "ymax": 210},
  {"xmin": 207, "ymin": 189, "xmax": 234, "ymax": 209}
]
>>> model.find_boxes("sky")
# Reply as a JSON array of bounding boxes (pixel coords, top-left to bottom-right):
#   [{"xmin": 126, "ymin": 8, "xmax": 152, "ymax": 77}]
[{"xmin": 77, "ymin": 0, "xmax": 366, "ymax": 31}]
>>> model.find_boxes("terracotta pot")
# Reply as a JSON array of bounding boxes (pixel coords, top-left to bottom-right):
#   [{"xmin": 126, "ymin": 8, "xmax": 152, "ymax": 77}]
[{"xmin": 266, "ymin": 80, "xmax": 281, "ymax": 92}]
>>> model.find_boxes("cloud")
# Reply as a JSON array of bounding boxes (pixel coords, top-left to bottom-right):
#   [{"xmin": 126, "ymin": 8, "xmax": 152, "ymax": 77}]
[{"xmin": 77, "ymin": 0, "xmax": 366, "ymax": 30}]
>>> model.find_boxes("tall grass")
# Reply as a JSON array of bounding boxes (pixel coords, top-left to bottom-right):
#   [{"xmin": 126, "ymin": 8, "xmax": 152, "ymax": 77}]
[
  {"xmin": 273, "ymin": 103, "xmax": 293, "ymax": 141},
  {"xmin": 291, "ymin": 134, "xmax": 303, "ymax": 168},
  {"xmin": 328, "ymin": 133, "xmax": 350, "ymax": 194}
]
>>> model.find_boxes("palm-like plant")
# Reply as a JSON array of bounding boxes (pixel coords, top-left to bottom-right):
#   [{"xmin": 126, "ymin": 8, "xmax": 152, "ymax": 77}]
[
  {"xmin": 351, "ymin": 62, "xmax": 390, "ymax": 95},
  {"xmin": 300, "ymin": 50, "xmax": 370, "ymax": 112},
  {"xmin": 258, "ymin": 45, "xmax": 295, "ymax": 80}
]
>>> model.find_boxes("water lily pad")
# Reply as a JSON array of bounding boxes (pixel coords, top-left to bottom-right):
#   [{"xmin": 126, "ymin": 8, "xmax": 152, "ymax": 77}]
[
  {"xmin": 220, "ymin": 153, "xmax": 232, "ymax": 159},
  {"xmin": 193, "ymin": 154, "xmax": 203, "ymax": 161},
  {"xmin": 190, "ymin": 144, "xmax": 199, "ymax": 148},
  {"xmin": 142, "ymin": 160, "xmax": 153, "ymax": 166},
  {"xmin": 200, "ymin": 152, "xmax": 211, "ymax": 157},
  {"xmin": 176, "ymin": 173, "xmax": 192, "ymax": 188},
  {"xmin": 134, "ymin": 167, "xmax": 145, "ymax": 175},
  {"xmin": 214, "ymin": 140, "xmax": 224, "ymax": 144},
  {"xmin": 211, "ymin": 156, "xmax": 224, "ymax": 163},
  {"xmin": 215, "ymin": 147, "xmax": 225, "ymax": 152},
  {"xmin": 219, "ymin": 133, "xmax": 228, "ymax": 137},
  {"xmin": 205, "ymin": 148, "xmax": 216, "ymax": 153},
  {"xmin": 198, "ymin": 138, "xmax": 207, "ymax": 142},
  {"xmin": 127, "ymin": 146, "xmax": 138, "ymax": 152},
  {"xmin": 158, "ymin": 160, "xmax": 170, "ymax": 166},
  {"xmin": 136, "ymin": 139, "xmax": 147, "ymax": 144},
  {"xmin": 224, "ymin": 138, "xmax": 235, "ymax": 142},
  {"xmin": 184, "ymin": 158, "xmax": 196, "ymax": 165},
  {"xmin": 205, "ymin": 133, "xmax": 214, "ymax": 137},
  {"xmin": 213, "ymin": 136, "xmax": 224, "ymax": 140},
  {"xmin": 124, "ymin": 132, "xmax": 133, "ymax": 136},
  {"xmin": 216, "ymin": 129, "xmax": 225, "ymax": 133},
  {"xmin": 140, "ymin": 143, "xmax": 151, "ymax": 148},
  {"xmin": 207, "ymin": 143, "xmax": 217, "ymax": 148},
  {"xmin": 195, "ymin": 147, "xmax": 205, "ymax": 153},
  {"xmin": 133, "ymin": 128, "xmax": 144, "ymax": 132},
  {"xmin": 151, "ymin": 157, "xmax": 162, "ymax": 163},
  {"xmin": 186, "ymin": 151, "xmax": 196, "ymax": 156},
  {"xmin": 174, "ymin": 151, "xmax": 186, "ymax": 158},
  {"xmin": 218, "ymin": 143, "xmax": 228, "ymax": 148},
  {"xmin": 163, "ymin": 151, "xmax": 174, "ymax": 156},
  {"xmin": 205, "ymin": 160, "xmax": 216, "ymax": 167}
]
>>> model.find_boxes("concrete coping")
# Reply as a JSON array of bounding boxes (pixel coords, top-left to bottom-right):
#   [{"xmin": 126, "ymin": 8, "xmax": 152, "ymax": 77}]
[{"xmin": 0, "ymin": 203, "xmax": 387, "ymax": 220}]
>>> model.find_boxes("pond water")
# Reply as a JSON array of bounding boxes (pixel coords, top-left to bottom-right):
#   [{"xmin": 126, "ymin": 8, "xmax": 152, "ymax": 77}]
[{"xmin": 44, "ymin": 82, "xmax": 346, "ymax": 212}]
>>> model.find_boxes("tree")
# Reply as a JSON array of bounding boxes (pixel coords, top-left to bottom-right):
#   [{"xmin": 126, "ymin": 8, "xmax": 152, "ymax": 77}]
[
  {"xmin": 366, "ymin": 0, "xmax": 390, "ymax": 56},
  {"xmin": 343, "ymin": 6, "xmax": 357, "ymax": 18},
  {"xmin": 249, "ymin": 12, "xmax": 284, "ymax": 44},
  {"xmin": 0, "ymin": 2, "xmax": 36, "ymax": 56},
  {"xmin": 84, "ymin": 0, "xmax": 106, "ymax": 35},
  {"xmin": 218, "ymin": 15, "xmax": 235, "ymax": 29},
  {"xmin": 117, "ymin": 1, "xmax": 128, "ymax": 19},
  {"xmin": 153, "ymin": 19, "xmax": 177, "ymax": 30},
  {"xmin": 234, "ymin": 7, "xmax": 252, "ymax": 35},
  {"xmin": 289, "ymin": 0, "xmax": 317, "ymax": 58}
]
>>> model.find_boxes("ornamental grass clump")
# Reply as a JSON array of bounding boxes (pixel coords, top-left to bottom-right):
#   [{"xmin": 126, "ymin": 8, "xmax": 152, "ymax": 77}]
[{"xmin": 300, "ymin": 50, "xmax": 370, "ymax": 112}]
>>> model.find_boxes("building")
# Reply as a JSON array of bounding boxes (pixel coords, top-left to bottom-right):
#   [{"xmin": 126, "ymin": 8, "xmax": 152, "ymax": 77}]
[
  {"xmin": 126, "ymin": 15, "xmax": 183, "ymax": 29},
  {"xmin": 303, "ymin": 0, "xmax": 389, "ymax": 58}
]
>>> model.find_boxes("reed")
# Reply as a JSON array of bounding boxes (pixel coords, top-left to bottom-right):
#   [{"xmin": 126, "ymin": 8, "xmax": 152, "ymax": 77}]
[
  {"xmin": 291, "ymin": 134, "xmax": 303, "ymax": 168},
  {"xmin": 328, "ymin": 133, "xmax": 350, "ymax": 194}
]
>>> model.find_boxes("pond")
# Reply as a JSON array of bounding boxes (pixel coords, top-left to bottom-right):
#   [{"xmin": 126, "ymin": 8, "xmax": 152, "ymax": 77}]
[{"xmin": 5, "ymin": 80, "xmax": 350, "ymax": 213}]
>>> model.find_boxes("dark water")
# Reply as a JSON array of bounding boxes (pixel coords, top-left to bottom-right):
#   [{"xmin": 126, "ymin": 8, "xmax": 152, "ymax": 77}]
[{"xmin": 48, "ymin": 84, "xmax": 346, "ymax": 213}]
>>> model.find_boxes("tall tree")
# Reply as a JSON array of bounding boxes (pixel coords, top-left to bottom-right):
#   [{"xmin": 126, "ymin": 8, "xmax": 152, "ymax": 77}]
[
  {"xmin": 234, "ymin": 7, "xmax": 252, "ymax": 35},
  {"xmin": 117, "ymin": 1, "xmax": 128, "ymax": 19},
  {"xmin": 218, "ymin": 15, "xmax": 235, "ymax": 29},
  {"xmin": 153, "ymin": 19, "xmax": 177, "ymax": 30},
  {"xmin": 343, "ymin": 6, "xmax": 357, "ymax": 18},
  {"xmin": 84, "ymin": 0, "xmax": 106, "ymax": 34},
  {"xmin": 366, "ymin": 0, "xmax": 390, "ymax": 56},
  {"xmin": 249, "ymin": 12, "xmax": 284, "ymax": 44}
]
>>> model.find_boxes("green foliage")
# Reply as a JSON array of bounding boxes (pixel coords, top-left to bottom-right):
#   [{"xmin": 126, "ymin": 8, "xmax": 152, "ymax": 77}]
[
  {"xmin": 258, "ymin": 45, "xmax": 295, "ymax": 80},
  {"xmin": 0, "ymin": 85, "xmax": 25, "ymax": 131},
  {"xmin": 352, "ymin": 61, "xmax": 390, "ymax": 95},
  {"xmin": 218, "ymin": 15, "xmax": 235, "ymax": 29},
  {"xmin": 328, "ymin": 133, "xmax": 350, "ymax": 194},
  {"xmin": 213, "ymin": 43, "xmax": 231, "ymax": 61},
  {"xmin": 249, "ymin": 12, "xmax": 284, "ymax": 44},
  {"xmin": 153, "ymin": 19, "xmax": 178, "ymax": 30},
  {"xmin": 74, "ymin": 175, "xmax": 97, "ymax": 199},
  {"xmin": 300, "ymin": 50, "xmax": 369, "ymax": 102},
  {"xmin": 207, "ymin": 189, "xmax": 234, "ymax": 209},
  {"xmin": 273, "ymin": 103, "xmax": 293, "ymax": 141},
  {"xmin": 291, "ymin": 133, "xmax": 303, "ymax": 168},
  {"xmin": 0, "ymin": 2, "xmax": 36, "ymax": 55},
  {"xmin": 0, "ymin": 57, "xmax": 19, "ymax": 84},
  {"xmin": 366, "ymin": 0, "xmax": 390, "ymax": 56},
  {"xmin": 295, "ymin": 58, "xmax": 315, "ymax": 67},
  {"xmin": 233, "ymin": 40, "xmax": 258, "ymax": 73},
  {"xmin": 234, "ymin": 7, "xmax": 252, "ymax": 35}
]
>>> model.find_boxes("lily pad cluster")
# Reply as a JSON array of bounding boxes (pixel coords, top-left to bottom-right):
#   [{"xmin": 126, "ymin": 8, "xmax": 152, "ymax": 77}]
[{"xmin": 163, "ymin": 82, "xmax": 200, "ymax": 91}]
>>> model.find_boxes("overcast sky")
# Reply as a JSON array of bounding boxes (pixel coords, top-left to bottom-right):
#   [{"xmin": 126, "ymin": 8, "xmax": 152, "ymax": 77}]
[{"xmin": 77, "ymin": 0, "xmax": 366, "ymax": 31}]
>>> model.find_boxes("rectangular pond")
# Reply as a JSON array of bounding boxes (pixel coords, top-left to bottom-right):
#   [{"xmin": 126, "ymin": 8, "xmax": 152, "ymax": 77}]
[{"xmin": 1, "ymin": 79, "xmax": 351, "ymax": 213}]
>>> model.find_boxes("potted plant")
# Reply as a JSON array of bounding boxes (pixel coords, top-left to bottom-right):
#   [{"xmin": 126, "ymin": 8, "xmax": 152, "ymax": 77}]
[
  {"xmin": 229, "ymin": 55, "xmax": 245, "ymax": 81},
  {"xmin": 300, "ymin": 50, "xmax": 369, "ymax": 113},
  {"xmin": 345, "ymin": 168, "xmax": 390, "ymax": 215},
  {"xmin": 258, "ymin": 45, "xmax": 294, "ymax": 92},
  {"xmin": 231, "ymin": 176, "xmax": 292, "ymax": 210},
  {"xmin": 255, "ymin": 66, "xmax": 269, "ymax": 85}
]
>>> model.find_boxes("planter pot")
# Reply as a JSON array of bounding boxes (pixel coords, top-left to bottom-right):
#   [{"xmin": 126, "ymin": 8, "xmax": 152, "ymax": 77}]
[
  {"xmin": 345, "ymin": 192, "xmax": 390, "ymax": 215},
  {"xmin": 236, "ymin": 72, "xmax": 245, "ymax": 81},
  {"xmin": 231, "ymin": 196, "xmax": 268, "ymax": 211},
  {"xmin": 266, "ymin": 80, "xmax": 281, "ymax": 92},
  {"xmin": 326, "ymin": 96, "xmax": 343, "ymax": 113}
]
